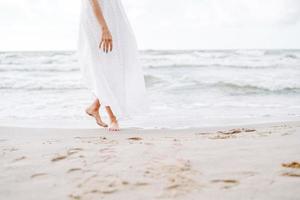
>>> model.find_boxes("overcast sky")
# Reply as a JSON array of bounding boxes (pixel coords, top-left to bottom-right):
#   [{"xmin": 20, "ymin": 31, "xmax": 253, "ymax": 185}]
[{"xmin": 0, "ymin": 0, "xmax": 300, "ymax": 51}]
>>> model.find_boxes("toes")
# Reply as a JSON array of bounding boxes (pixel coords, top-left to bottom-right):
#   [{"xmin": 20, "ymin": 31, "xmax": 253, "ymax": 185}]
[
  {"xmin": 101, "ymin": 123, "xmax": 108, "ymax": 127},
  {"xmin": 108, "ymin": 128, "xmax": 120, "ymax": 132}
]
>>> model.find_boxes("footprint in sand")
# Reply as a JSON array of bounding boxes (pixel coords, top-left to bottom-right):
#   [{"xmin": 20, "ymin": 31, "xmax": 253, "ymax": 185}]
[
  {"xmin": 51, "ymin": 155, "xmax": 68, "ymax": 162},
  {"xmin": 127, "ymin": 137, "xmax": 143, "ymax": 141},
  {"xmin": 67, "ymin": 148, "xmax": 83, "ymax": 156},
  {"xmin": 43, "ymin": 139, "xmax": 60, "ymax": 145},
  {"xmin": 211, "ymin": 179, "xmax": 239, "ymax": 189},
  {"xmin": 281, "ymin": 162, "xmax": 300, "ymax": 178},
  {"xmin": 282, "ymin": 172, "xmax": 300, "ymax": 177},
  {"xmin": 51, "ymin": 148, "xmax": 83, "ymax": 162},
  {"xmin": 239, "ymin": 171, "xmax": 258, "ymax": 177},
  {"xmin": 209, "ymin": 135, "xmax": 233, "ymax": 140},
  {"xmin": 75, "ymin": 136, "xmax": 117, "ymax": 145},
  {"xmin": 12, "ymin": 156, "xmax": 26, "ymax": 162},
  {"xmin": 74, "ymin": 179, "xmax": 123, "ymax": 198},
  {"xmin": 67, "ymin": 168, "xmax": 82, "ymax": 173},
  {"xmin": 31, "ymin": 173, "xmax": 47, "ymax": 179},
  {"xmin": 90, "ymin": 188, "xmax": 118, "ymax": 194},
  {"xmin": 210, "ymin": 128, "xmax": 256, "ymax": 139},
  {"xmin": 218, "ymin": 128, "xmax": 256, "ymax": 135},
  {"xmin": 134, "ymin": 182, "xmax": 149, "ymax": 186},
  {"xmin": 243, "ymin": 128, "xmax": 256, "ymax": 132},
  {"xmin": 69, "ymin": 194, "xmax": 81, "ymax": 200},
  {"xmin": 218, "ymin": 129, "xmax": 242, "ymax": 135},
  {"xmin": 282, "ymin": 162, "xmax": 300, "ymax": 169}
]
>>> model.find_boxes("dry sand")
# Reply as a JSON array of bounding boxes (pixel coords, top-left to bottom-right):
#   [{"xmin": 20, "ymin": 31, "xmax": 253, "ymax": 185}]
[{"xmin": 0, "ymin": 121, "xmax": 300, "ymax": 200}]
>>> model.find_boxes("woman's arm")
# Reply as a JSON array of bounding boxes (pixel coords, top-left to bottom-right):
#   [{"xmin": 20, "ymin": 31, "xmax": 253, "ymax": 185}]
[
  {"xmin": 89, "ymin": 0, "xmax": 113, "ymax": 53},
  {"xmin": 90, "ymin": 0, "xmax": 108, "ymax": 30}
]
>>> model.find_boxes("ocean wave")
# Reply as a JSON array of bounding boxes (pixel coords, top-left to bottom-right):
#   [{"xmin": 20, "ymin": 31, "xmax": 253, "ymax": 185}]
[
  {"xmin": 144, "ymin": 75, "xmax": 164, "ymax": 86},
  {"xmin": 144, "ymin": 72, "xmax": 300, "ymax": 94},
  {"xmin": 142, "ymin": 50, "xmax": 300, "ymax": 62},
  {"xmin": 233, "ymin": 50, "xmax": 267, "ymax": 57},
  {"xmin": 0, "ymin": 50, "xmax": 299, "ymax": 96},
  {"xmin": 142, "ymin": 50, "xmax": 194, "ymax": 56},
  {"xmin": 0, "ymin": 59, "xmax": 77, "ymax": 65},
  {"xmin": 0, "ymin": 65, "xmax": 79, "ymax": 72},
  {"xmin": 145, "ymin": 63, "xmax": 297, "ymax": 70},
  {"xmin": 163, "ymin": 80, "xmax": 300, "ymax": 94},
  {"xmin": 0, "ymin": 85, "xmax": 85, "ymax": 91},
  {"xmin": 0, "ymin": 78, "xmax": 299, "ymax": 95},
  {"xmin": 147, "ymin": 64, "xmax": 207, "ymax": 69},
  {"xmin": 0, "ymin": 52, "xmax": 77, "ymax": 66},
  {"xmin": 285, "ymin": 54, "xmax": 299, "ymax": 59},
  {"xmin": 210, "ymin": 81, "xmax": 300, "ymax": 94}
]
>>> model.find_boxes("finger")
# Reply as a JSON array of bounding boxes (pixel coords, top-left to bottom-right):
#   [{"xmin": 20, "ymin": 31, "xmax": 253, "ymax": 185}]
[
  {"xmin": 102, "ymin": 41, "xmax": 106, "ymax": 52},
  {"xmin": 105, "ymin": 39, "xmax": 110, "ymax": 52},
  {"xmin": 105, "ymin": 41, "xmax": 108, "ymax": 53},
  {"xmin": 107, "ymin": 41, "xmax": 110, "ymax": 52},
  {"xmin": 109, "ymin": 41, "xmax": 113, "ymax": 52},
  {"xmin": 99, "ymin": 40, "xmax": 103, "ymax": 49}
]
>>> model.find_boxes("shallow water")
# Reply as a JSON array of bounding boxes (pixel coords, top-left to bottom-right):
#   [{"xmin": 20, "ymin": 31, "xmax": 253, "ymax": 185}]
[{"xmin": 0, "ymin": 49, "xmax": 300, "ymax": 128}]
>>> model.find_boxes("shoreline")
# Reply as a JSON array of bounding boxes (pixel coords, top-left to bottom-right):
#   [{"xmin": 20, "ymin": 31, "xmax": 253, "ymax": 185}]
[
  {"xmin": 1, "ymin": 119, "xmax": 299, "ymax": 133},
  {"xmin": 1, "ymin": 118, "xmax": 300, "ymax": 131}
]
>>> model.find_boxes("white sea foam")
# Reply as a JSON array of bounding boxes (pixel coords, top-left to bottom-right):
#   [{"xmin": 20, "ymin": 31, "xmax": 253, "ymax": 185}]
[{"xmin": 0, "ymin": 50, "xmax": 300, "ymax": 128}]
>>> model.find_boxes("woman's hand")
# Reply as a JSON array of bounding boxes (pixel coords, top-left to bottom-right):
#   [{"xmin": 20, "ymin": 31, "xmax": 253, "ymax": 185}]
[
  {"xmin": 89, "ymin": 0, "xmax": 112, "ymax": 53},
  {"xmin": 99, "ymin": 27, "xmax": 113, "ymax": 53}
]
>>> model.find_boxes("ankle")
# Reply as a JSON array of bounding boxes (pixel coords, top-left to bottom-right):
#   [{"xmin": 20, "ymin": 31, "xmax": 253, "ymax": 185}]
[
  {"xmin": 110, "ymin": 116, "xmax": 117, "ymax": 123},
  {"xmin": 89, "ymin": 105, "xmax": 99, "ymax": 111}
]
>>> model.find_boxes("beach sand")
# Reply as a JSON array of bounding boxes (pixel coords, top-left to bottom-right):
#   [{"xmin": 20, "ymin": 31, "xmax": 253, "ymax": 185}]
[{"xmin": 0, "ymin": 121, "xmax": 300, "ymax": 200}]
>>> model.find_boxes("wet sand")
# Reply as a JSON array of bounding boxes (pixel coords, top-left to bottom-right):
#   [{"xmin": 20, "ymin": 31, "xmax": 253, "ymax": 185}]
[{"xmin": 0, "ymin": 121, "xmax": 300, "ymax": 200}]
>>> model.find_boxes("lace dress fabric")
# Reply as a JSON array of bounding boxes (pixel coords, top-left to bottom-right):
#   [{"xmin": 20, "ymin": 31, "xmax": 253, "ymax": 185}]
[{"xmin": 77, "ymin": 0, "xmax": 149, "ymax": 120}]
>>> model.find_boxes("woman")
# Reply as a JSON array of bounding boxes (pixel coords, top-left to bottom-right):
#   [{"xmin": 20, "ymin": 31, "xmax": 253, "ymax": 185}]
[{"xmin": 78, "ymin": 0, "xmax": 148, "ymax": 131}]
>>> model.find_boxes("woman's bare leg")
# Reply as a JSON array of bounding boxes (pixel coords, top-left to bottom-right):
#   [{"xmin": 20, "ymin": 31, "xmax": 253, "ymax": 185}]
[
  {"xmin": 86, "ymin": 99, "xmax": 108, "ymax": 127},
  {"xmin": 105, "ymin": 106, "xmax": 120, "ymax": 131}
]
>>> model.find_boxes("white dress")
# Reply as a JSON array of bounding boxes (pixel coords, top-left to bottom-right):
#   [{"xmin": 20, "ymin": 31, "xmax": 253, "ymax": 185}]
[{"xmin": 77, "ymin": 0, "xmax": 149, "ymax": 120}]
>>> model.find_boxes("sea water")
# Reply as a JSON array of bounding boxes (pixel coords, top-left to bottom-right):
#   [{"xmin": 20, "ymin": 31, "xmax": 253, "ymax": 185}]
[{"xmin": 0, "ymin": 50, "xmax": 300, "ymax": 128}]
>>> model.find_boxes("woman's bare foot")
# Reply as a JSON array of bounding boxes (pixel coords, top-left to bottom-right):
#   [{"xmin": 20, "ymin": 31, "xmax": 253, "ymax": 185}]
[
  {"xmin": 85, "ymin": 108, "xmax": 108, "ymax": 128},
  {"xmin": 108, "ymin": 118, "xmax": 120, "ymax": 131},
  {"xmin": 105, "ymin": 106, "xmax": 120, "ymax": 131}
]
